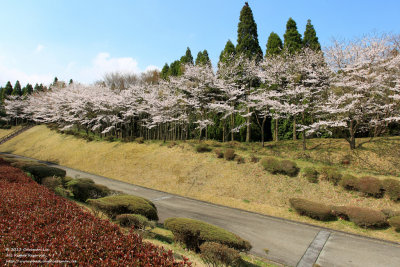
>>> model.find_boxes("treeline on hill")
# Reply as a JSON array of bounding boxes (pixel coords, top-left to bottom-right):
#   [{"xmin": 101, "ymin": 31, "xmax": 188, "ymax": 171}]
[{"xmin": 1, "ymin": 2, "xmax": 400, "ymax": 150}]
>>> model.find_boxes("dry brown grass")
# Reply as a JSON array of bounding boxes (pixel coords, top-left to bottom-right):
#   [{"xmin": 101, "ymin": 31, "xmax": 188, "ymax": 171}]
[
  {"xmin": 1, "ymin": 125, "xmax": 400, "ymax": 243},
  {"xmin": 0, "ymin": 126, "xmax": 22, "ymax": 139}
]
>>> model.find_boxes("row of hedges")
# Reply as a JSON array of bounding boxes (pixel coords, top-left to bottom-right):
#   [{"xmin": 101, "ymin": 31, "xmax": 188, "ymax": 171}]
[
  {"xmin": 290, "ymin": 198, "xmax": 400, "ymax": 230},
  {"xmin": 0, "ymin": 159, "xmax": 189, "ymax": 266}
]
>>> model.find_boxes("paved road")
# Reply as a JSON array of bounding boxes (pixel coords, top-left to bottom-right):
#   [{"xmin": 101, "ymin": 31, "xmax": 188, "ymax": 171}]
[{"xmin": 4, "ymin": 153, "xmax": 400, "ymax": 267}]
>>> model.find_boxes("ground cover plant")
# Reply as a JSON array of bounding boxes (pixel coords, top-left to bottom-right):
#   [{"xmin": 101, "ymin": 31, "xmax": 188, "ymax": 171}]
[{"xmin": 0, "ymin": 159, "xmax": 189, "ymax": 266}]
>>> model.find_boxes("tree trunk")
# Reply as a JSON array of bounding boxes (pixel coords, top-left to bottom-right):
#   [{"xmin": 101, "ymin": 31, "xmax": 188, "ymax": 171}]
[
  {"xmin": 246, "ymin": 107, "xmax": 251, "ymax": 142},
  {"xmin": 275, "ymin": 119, "xmax": 279, "ymax": 142},
  {"xmin": 293, "ymin": 116, "xmax": 297, "ymax": 140},
  {"xmin": 348, "ymin": 120, "xmax": 356, "ymax": 150},
  {"xmin": 261, "ymin": 117, "xmax": 266, "ymax": 147},
  {"xmin": 302, "ymin": 112, "xmax": 306, "ymax": 150},
  {"xmin": 230, "ymin": 114, "xmax": 234, "ymax": 141}
]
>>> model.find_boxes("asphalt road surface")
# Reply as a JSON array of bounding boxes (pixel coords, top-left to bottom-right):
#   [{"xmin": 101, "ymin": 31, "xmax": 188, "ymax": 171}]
[{"xmin": 4, "ymin": 153, "xmax": 400, "ymax": 267}]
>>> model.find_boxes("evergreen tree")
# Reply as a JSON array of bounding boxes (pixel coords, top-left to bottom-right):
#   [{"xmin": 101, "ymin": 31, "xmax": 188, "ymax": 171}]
[
  {"xmin": 303, "ymin": 19, "xmax": 321, "ymax": 51},
  {"xmin": 69, "ymin": 79, "xmax": 74, "ymax": 85},
  {"xmin": 236, "ymin": 2, "xmax": 263, "ymax": 61},
  {"xmin": 266, "ymin": 32, "xmax": 283, "ymax": 56},
  {"xmin": 283, "ymin": 17, "xmax": 303, "ymax": 54},
  {"xmin": 161, "ymin": 63, "xmax": 170, "ymax": 80},
  {"xmin": 180, "ymin": 47, "xmax": 194, "ymax": 65},
  {"xmin": 219, "ymin": 40, "xmax": 236, "ymax": 64},
  {"xmin": 195, "ymin": 50, "xmax": 211, "ymax": 66},
  {"xmin": 34, "ymin": 83, "xmax": 40, "ymax": 91},
  {"xmin": 168, "ymin": 60, "xmax": 182, "ymax": 76},
  {"xmin": 22, "ymin": 83, "xmax": 33, "ymax": 95},
  {"xmin": 12, "ymin": 80, "xmax": 22, "ymax": 96},
  {"xmin": 53, "ymin": 77, "xmax": 58, "ymax": 86},
  {"xmin": 3, "ymin": 81, "xmax": 13, "ymax": 96}
]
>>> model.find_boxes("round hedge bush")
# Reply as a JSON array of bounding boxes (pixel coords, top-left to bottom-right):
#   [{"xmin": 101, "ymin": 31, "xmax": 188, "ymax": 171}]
[
  {"xmin": 67, "ymin": 178, "xmax": 111, "ymax": 202},
  {"xmin": 388, "ymin": 216, "xmax": 400, "ymax": 231},
  {"xmin": 303, "ymin": 167, "xmax": 319, "ymax": 183},
  {"xmin": 23, "ymin": 165, "xmax": 66, "ymax": 183},
  {"xmin": 261, "ymin": 157, "xmax": 299, "ymax": 177},
  {"xmin": 289, "ymin": 198, "xmax": 336, "ymax": 221},
  {"xmin": 345, "ymin": 207, "xmax": 387, "ymax": 228},
  {"xmin": 340, "ymin": 174, "xmax": 359, "ymax": 191},
  {"xmin": 382, "ymin": 179, "xmax": 400, "ymax": 201},
  {"xmin": 87, "ymin": 195, "xmax": 158, "ymax": 221},
  {"xmin": 164, "ymin": 217, "xmax": 251, "ymax": 252},
  {"xmin": 355, "ymin": 176, "xmax": 383, "ymax": 198},
  {"xmin": 200, "ymin": 242, "xmax": 242, "ymax": 267},
  {"xmin": 116, "ymin": 214, "xmax": 155, "ymax": 230},
  {"xmin": 224, "ymin": 149, "xmax": 235, "ymax": 161}
]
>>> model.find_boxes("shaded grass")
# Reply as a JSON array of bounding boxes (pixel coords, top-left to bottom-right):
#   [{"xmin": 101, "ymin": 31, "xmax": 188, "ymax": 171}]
[
  {"xmin": 0, "ymin": 126, "xmax": 22, "ymax": 139},
  {"xmin": 1, "ymin": 125, "xmax": 400, "ymax": 243}
]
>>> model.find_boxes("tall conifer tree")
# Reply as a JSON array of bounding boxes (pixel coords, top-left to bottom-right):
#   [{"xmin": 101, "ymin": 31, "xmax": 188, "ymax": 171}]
[
  {"xmin": 236, "ymin": 2, "xmax": 262, "ymax": 61},
  {"xmin": 303, "ymin": 19, "xmax": 321, "ymax": 51},
  {"xmin": 12, "ymin": 80, "xmax": 22, "ymax": 96},
  {"xmin": 180, "ymin": 47, "xmax": 194, "ymax": 65},
  {"xmin": 219, "ymin": 40, "xmax": 236, "ymax": 64},
  {"xmin": 266, "ymin": 32, "xmax": 283, "ymax": 56},
  {"xmin": 283, "ymin": 17, "xmax": 303, "ymax": 54},
  {"xmin": 161, "ymin": 63, "xmax": 170, "ymax": 80},
  {"xmin": 3, "ymin": 81, "xmax": 13, "ymax": 96}
]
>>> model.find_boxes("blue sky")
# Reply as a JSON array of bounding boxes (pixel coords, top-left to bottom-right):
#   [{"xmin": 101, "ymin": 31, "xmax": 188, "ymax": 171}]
[{"xmin": 1, "ymin": 0, "xmax": 399, "ymax": 85}]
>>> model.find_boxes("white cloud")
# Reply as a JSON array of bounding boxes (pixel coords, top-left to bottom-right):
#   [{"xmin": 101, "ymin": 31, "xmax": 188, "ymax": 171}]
[
  {"xmin": 0, "ymin": 64, "xmax": 53, "ymax": 85},
  {"xmin": 92, "ymin": 52, "xmax": 141, "ymax": 75},
  {"xmin": 35, "ymin": 44, "xmax": 45, "ymax": 53},
  {"xmin": 144, "ymin": 65, "xmax": 160, "ymax": 72}
]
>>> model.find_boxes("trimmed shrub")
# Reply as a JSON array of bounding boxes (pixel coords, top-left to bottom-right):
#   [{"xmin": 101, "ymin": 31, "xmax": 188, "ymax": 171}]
[
  {"xmin": 214, "ymin": 149, "xmax": 224, "ymax": 158},
  {"xmin": 54, "ymin": 186, "xmax": 73, "ymax": 198},
  {"xmin": 196, "ymin": 144, "xmax": 212, "ymax": 153},
  {"xmin": 116, "ymin": 214, "xmax": 155, "ymax": 230},
  {"xmin": 340, "ymin": 174, "xmax": 359, "ymax": 191},
  {"xmin": 289, "ymin": 198, "xmax": 336, "ymax": 221},
  {"xmin": 42, "ymin": 176, "xmax": 62, "ymax": 190},
  {"xmin": 200, "ymin": 242, "xmax": 242, "ymax": 267},
  {"xmin": 388, "ymin": 216, "xmax": 400, "ymax": 231},
  {"xmin": 356, "ymin": 176, "xmax": 383, "ymax": 198},
  {"xmin": 87, "ymin": 195, "xmax": 158, "ymax": 221},
  {"xmin": 135, "ymin": 137, "xmax": 144, "ymax": 144},
  {"xmin": 303, "ymin": 167, "xmax": 319, "ymax": 183},
  {"xmin": 261, "ymin": 157, "xmax": 299, "ymax": 177},
  {"xmin": 320, "ymin": 167, "xmax": 342, "ymax": 185},
  {"xmin": 67, "ymin": 178, "xmax": 111, "ymax": 202},
  {"xmin": 345, "ymin": 207, "xmax": 387, "ymax": 228},
  {"xmin": 23, "ymin": 165, "xmax": 66, "ymax": 184},
  {"xmin": 10, "ymin": 161, "xmax": 46, "ymax": 169},
  {"xmin": 61, "ymin": 176, "xmax": 74, "ymax": 187},
  {"xmin": 382, "ymin": 179, "xmax": 400, "ymax": 201},
  {"xmin": 224, "ymin": 149, "xmax": 235, "ymax": 160},
  {"xmin": 381, "ymin": 209, "xmax": 400, "ymax": 219},
  {"xmin": 164, "ymin": 217, "xmax": 251, "ymax": 252}
]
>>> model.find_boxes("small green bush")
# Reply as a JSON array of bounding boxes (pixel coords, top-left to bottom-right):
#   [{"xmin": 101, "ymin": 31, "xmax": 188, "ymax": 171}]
[
  {"xmin": 23, "ymin": 165, "xmax": 66, "ymax": 184},
  {"xmin": 261, "ymin": 157, "xmax": 299, "ymax": 177},
  {"xmin": 67, "ymin": 178, "xmax": 111, "ymax": 202},
  {"xmin": 61, "ymin": 176, "xmax": 74, "ymax": 187},
  {"xmin": 303, "ymin": 167, "xmax": 319, "ymax": 183},
  {"xmin": 200, "ymin": 242, "xmax": 242, "ymax": 267},
  {"xmin": 87, "ymin": 195, "xmax": 158, "ymax": 220},
  {"xmin": 381, "ymin": 209, "xmax": 400, "ymax": 219},
  {"xmin": 320, "ymin": 167, "xmax": 342, "ymax": 185},
  {"xmin": 54, "ymin": 186, "xmax": 73, "ymax": 198},
  {"xmin": 164, "ymin": 217, "xmax": 251, "ymax": 252},
  {"xmin": 340, "ymin": 174, "xmax": 359, "ymax": 191},
  {"xmin": 388, "ymin": 216, "xmax": 400, "ymax": 231},
  {"xmin": 135, "ymin": 137, "xmax": 144, "ymax": 144},
  {"xmin": 382, "ymin": 179, "xmax": 400, "ymax": 201},
  {"xmin": 42, "ymin": 177, "xmax": 62, "ymax": 190},
  {"xmin": 289, "ymin": 198, "xmax": 336, "ymax": 221},
  {"xmin": 224, "ymin": 149, "xmax": 235, "ymax": 160},
  {"xmin": 116, "ymin": 214, "xmax": 155, "ymax": 230},
  {"xmin": 345, "ymin": 207, "xmax": 387, "ymax": 228},
  {"xmin": 196, "ymin": 144, "xmax": 212, "ymax": 153},
  {"xmin": 214, "ymin": 149, "xmax": 224, "ymax": 158},
  {"xmin": 356, "ymin": 176, "xmax": 383, "ymax": 198}
]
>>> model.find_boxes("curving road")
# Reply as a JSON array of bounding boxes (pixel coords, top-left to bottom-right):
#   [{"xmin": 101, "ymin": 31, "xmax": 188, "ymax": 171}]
[{"xmin": 3, "ymin": 153, "xmax": 400, "ymax": 267}]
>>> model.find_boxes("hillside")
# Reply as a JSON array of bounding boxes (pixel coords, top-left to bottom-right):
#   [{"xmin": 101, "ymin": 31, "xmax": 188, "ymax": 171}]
[{"xmin": 1, "ymin": 125, "xmax": 400, "ymax": 243}]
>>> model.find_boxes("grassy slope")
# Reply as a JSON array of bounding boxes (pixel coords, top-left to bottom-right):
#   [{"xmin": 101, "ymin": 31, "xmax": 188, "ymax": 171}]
[
  {"xmin": 0, "ymin": 126, "xmax": 22, "ymax": 139},
  {"xmin": 1, "ymin": 125, "xmax": 400, "ymax": 243}
]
